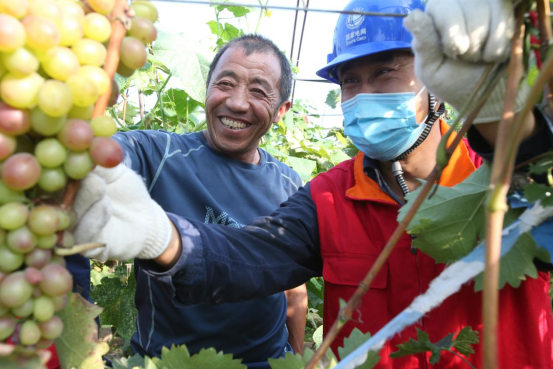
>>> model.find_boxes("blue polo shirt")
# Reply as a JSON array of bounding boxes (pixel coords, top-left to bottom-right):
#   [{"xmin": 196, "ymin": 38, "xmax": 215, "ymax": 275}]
[{"xmin": 114, "ymin": 130, "xmax": 302, "ymax": 368}]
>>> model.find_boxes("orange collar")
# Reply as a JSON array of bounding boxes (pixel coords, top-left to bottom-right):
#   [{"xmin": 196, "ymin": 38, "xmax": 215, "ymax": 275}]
[{"xmin": 346, "ymin": 120, "xmax": 478, "ymax": 202}]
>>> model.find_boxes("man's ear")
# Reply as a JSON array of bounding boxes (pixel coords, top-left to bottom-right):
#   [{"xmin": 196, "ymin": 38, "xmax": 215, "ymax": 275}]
[{"xmin": 273, "ymin": 100, "xmax": 292, "ymax": 123}]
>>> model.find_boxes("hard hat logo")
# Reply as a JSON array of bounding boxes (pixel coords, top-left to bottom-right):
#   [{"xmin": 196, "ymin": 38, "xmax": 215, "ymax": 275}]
[{"xmin": 346, "ymin": 7, "xmax": 365, "ymax": 30}]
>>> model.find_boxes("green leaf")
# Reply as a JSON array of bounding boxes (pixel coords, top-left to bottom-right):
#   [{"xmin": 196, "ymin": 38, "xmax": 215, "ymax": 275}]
[
  {"xmin": 164, "ymin": 89, "xmax": 202, "ymax": 118},
  {"xmin": 218, "ymin": 5, "xmax": 251, "ymax": 17},
  {"xmin": 390, "ymin": 327, "xmax": 479, "ymax": 365},
  {"xmin": 325, "ymin": 88, "xmax": 341, "ymax": 109},
  {"xmin": 90, "ymin": 268, "xmax": 138, "ymax": 342},
  {"xmin": 398, "ymin": 165, "xmax": 491, "ymax": 263},
  {"xmin": 152, "ymin": 345, "xmax": 246, "ymax": 369},
  {"xmin": 153, "ymin": 32, "xmax": 213, "ymax": 103},
  {"xmin": 112, "ymin": 353, "xmax": 146, "ymax": 369},
  {"xmin": 90, "ymin": 264, "xmax": 113, "ymax": 286},
  {"xmin": 451, "ymin": 327, "xmax": 480, "ymax": 356},
  {"xmin": 134, "ymin": 69, "xmax": 154, "ymax": 91},
  {"xmin": 528, "ymin": 152, "xmax": 553, "ymax": 175},
  {"xmin": 207, "ymin": 20, "xmax": 220, "ymax": 35},
  {"xmin": 54, "ymin": 293, "xmax": 110, "ymax": 369},
  {"xmin": 221, "ymin": 23, "xmax": 240, "ymax": 42},
  {"xmin": 524, "ymin": 182, "xmax": 553, "ymax": 206},
  {"xmin": 338, "ymin": 328, "xmax": 380, "ymax": 368},
  {"xmin": 269, "ymin": 349, "xmax": 336, "ymax": 369},
  {"xmin": 313, "ymin": 325, "xmax": 324, "ymax": 349},
  {"xmin": 474, "ymin": 232, "xmax": 539, "ymax": 290},
  {"xmin": 287, "ymin": 156, "xmax": 316, "ymax": 181}
]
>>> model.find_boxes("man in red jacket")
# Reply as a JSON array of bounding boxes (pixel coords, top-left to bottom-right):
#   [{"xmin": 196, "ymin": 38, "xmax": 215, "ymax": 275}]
[{"xmin": 74, "ymin": 0, "xmax": 553, "ymax": 367}]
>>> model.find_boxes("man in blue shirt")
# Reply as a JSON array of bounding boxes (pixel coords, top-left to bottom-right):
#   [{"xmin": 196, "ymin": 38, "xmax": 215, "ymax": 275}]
[{"xmin": 76, "ymin": 35, "xmax": 307, "ymax": 368}]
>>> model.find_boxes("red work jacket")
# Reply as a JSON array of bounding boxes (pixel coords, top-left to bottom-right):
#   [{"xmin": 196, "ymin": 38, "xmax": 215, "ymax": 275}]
[{"xmin": 310, "ymin": 121, "xmax": 553, "ymax": 368}]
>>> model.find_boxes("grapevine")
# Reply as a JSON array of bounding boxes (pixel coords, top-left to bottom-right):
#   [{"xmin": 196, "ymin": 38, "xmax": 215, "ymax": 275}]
[{"xmin": 0, "ymin": 0, "xmax": 158, "ymax": 366}]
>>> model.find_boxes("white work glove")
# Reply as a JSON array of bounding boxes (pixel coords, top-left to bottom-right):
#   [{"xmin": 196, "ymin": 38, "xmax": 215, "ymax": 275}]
[
  {"xmin": 404, "ymin": 0, "xmax": 530, "ymax": 124},
  {"xmin": 73, "ymin": 164, "xmax": 173, "ymax": 261}
]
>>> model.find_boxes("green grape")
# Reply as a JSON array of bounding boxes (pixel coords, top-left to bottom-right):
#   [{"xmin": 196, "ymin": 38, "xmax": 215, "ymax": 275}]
[
  {"xmin": 57, "ymin": 0, "xmax": 84, "ymax": 20},
  {"xmin": 28, "ymin": 0, "xmax": 62, "ymax": 25},
  {"xmin": 0, "ymin": 303, "xmax": 8, "ymax": 317},
  {"xmin": 129, "ymin": 17, "xmax": 157, "ymax": 45},
  {"xmin": 116, "ymin": 62, "xmax": 135, "ymax": 77},
  {"xmin": 88, "ymin": 0, "xmax": 115, "ymax": 15},
  {"xmin": 0, "ymin": 245, "xmax": 25, "ymax": 273},
  {"xmin": 6, "ymin": 226, "xmax": 37, "ymax": 254},
  {"xmin": 0, "ymin": 72, "xmax": 45, "ymax": 109},
  {"xmin": 1, "ymin": 48, "xmax": 40, "ymax": 77},
  {"xmin": 11, "ymin": 297, "xmax": 33, "ymax": 318},
  {"xmin": 33, "ymin": 295, "xmax": 54, "ymax": 322},
  {"xmin": 0, "ymin": 0, "xmax": 29, "ymax": 19},
  {"xmin": 131, "ymin": 1, "xmax": 158, "ymax": 23},
  {"xmin": 64, "ymin": 151, "xmax": 93, "ymax": 179},
  {"xmin": 30, "ymin": 108, "xmax": 66, "ymax": 136},
  {"xmin": 28, "ymin": 205, "xmax": 60, "ymax": 236},
  {"xmin": 82, "ymin": 13, "xmax": 112, "ymax": 43},
  {"xmin": 90, "ymin": 116, "xmax": 117, "ymax": 137},
  {"xmin": 0, "ymin": 103, "xmax": 31, "ymax": 136},
  {"xmin": 71, "ymin": 38, "xmax": 107, "ymax": 67},
  {"xmin": 20, "ymin": 320, "xmax": 41, "ymax": 345},
  {"xmin": 0, "ymin": 180, "xmax": 26, "ymax": 205},
  {"xmin": 59, "ymin": 17, "xmax": 84, "ymax": 47},
  {"xmin": 0, "ymin": 202, "xmax": 29, "ymax": 230},
  {"xmin": 21, "ymin": 15, "xmax": 61, "ymax": 51},
  {"xmin": 77, "ymin": 65, "xmax": 110, "ymax": 95},
  {"xmin": 48, "ymin": 255, "xmax": 66, "ymax": 268},
  {"xmin": 37, "ymin": 80, "xmax": 73, "ymax": 118},
  {"xmin": 35, "ymin": 138, "xmax": 68, "ymax": 169},
  {"xmin": 67, "ymin": 104, "xmax": 94, "ymax": 120},
  {"xmin": 0, "ymin": 316, "xmax": 17, "ymax": 340},
  {"xmin": 36, "ymin": 234, "xmax": 57, "ymax": 250},
  {"xmin": 39, "ymin": 315, "xmax": 63, "ymax": 339},
  {"xmin": 38, "ymin": 167, "xmax": 67, "ymax": 192},
  {"xmin": 60, "ymin": 230, "xmax": 74, "ymax": 248},
  {"xmin": 41, "ymin": 46, "xmax": 80, "ymax": 82},
  {"xmin": 0, "ymin": 271, "xmax": 33, "ymax": 307},
  {"xmin": 120, "ymin": 37, "xmax": 147, "ymax": 70},
  {"xmin": 0, "ymin": 14, "xmax": 26, "ymax": 53},
  {"xmin": 39, "ymin": 264, "xmax": 72, "ymax": 297},
  {"xmin": 56, "ymin": 209, "xmax": 71, "ymax": 231},
  {"xmin": 66, "ymin": 74, "xmax": 99, "ymax": 107}
]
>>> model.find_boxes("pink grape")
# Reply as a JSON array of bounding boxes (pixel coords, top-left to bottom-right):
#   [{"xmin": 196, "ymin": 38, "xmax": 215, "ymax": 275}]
[
  {"xmin": 39, "ymin": 264, "xmax": 72, "ymax": 297},
  {"xmin": 90, "ymin": 137, "xmax": 123, "ymax": 168},
  {"xmin": 57, "ymin": 119, "xmax": 94, "ymax": 151},
  {"xmin": 39, "ymin": 315, "xmax": 63, "ymax": 339},
  {"xmin": 0, "ymin": 133, "xmax": 17, "ymax": 161},
  {"xmin": 0, "ymin": 14, "xmax": 26, "ymax": 53},
  {"xmin": 6, "ymin": 226, "xmax": 37, "ymax": 254},
  {"xmin": 0, "ymin": 316, "xmax": 17, "ymax": 340},
  {"xmin": 0, "ymin": 103, "xmax": 31, "ymax": 136},
  {"xmin": 24, "ymin": 248, "xmax": 52, "ymax": 269},
  {"xmin": 1, "ymin": 153, "xmax": 42, "ymax": 191},
  {"xmin": 120, "ymin": 37, "xmax": 147, "ymax": 70}
]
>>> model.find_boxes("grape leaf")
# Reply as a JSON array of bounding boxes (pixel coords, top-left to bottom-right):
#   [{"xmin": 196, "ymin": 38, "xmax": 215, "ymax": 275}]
[
  {"xmin": 90, "ymin": 268, "xmax": 138, "ymax": 343},
  {"xmin": 338, "ymin": 328, "xmax": 380, "ymax": 369},
  {"xmin": 523, "ymin": 182, "xmax": 553, "ymax": 207},
  {"xmin": 269, "ymin": 348, "xmax": 337, "ymax": 369},
  {"xmin": 390, "ymin": 327, "xmax": 479, "ymax": 365},
  {"xmin": 54, "ymin": 293, "xmax": 109, "ymax": 369},
  {"xmin": 325, "ymin": 89, "xmax": 341, "ymax": 109},
  {"xmin": 112, "ymin": 353, "xmax": 145, "ymax": 369},
  {"xmin": 152, "ymin": 32, "xmax": 213, "ymax": 103},
  {"xmin": 528, "ymin": 152, "xmax": 553, "ymax": 175},
  {"xmin": 286, "ymin": 156, "xmax": 316, "ymax": 181},
  {"xmin": 398, "ymin": 164, "xmax": 491, "ymax": 263},
  {"xmin": 151, "ymin": 345, "xmax": 246, "ymax": 369}
]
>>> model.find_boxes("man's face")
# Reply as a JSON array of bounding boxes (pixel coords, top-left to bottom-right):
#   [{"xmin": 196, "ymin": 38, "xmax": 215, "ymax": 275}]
[
  {"xmin": 338, "ymin": 51, "xmax": 429, "ymax": 123},
  {"xmin": 204, "ymin": 47, "xmax": 290, "ymax": 162}
]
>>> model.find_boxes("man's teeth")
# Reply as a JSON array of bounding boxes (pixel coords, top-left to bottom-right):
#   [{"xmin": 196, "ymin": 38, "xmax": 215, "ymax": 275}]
[{"xmin": 221, "ymin": 118, "xmax": 248, "ymax": 130}]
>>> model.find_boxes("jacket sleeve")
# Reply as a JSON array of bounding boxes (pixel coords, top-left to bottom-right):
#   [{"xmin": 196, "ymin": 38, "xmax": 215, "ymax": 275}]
[
  {"xmin": 466, "ymin": 106, "xmax": 553, "ymax": 165},
  {"xmin": 136, "ymin": 183, "xmax": 323, "ymax": 306}
]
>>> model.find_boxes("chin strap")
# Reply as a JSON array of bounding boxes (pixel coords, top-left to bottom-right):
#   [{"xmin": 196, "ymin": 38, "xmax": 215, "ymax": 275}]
[{"xmin": 391, "ymin": 93, "xmax": 445, "ymax": 197}]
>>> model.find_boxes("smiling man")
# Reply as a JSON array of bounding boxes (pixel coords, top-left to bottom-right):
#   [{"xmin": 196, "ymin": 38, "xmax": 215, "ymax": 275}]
[{"xmin": 90, "ymin": 35, "xmax": 307, "ymax": 368}]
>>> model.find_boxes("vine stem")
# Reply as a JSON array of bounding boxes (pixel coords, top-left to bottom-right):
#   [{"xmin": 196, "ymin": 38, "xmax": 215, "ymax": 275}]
[
  {"xmin": 446, "ymin": 349, "xmax": 477, "ymax": 369},
  {"xmin": 482, "ymin": 7, "xmax": 525, "ymax": 369},
  {"xmin": 536, "ymin": 0, "xmax": 553, "ymax": 108}
]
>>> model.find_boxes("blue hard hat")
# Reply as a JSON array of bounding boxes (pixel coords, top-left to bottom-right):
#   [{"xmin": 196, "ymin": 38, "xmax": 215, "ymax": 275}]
[{"xmin": 316, "ymin": 0, "xmax": 425, "ymax": 84}]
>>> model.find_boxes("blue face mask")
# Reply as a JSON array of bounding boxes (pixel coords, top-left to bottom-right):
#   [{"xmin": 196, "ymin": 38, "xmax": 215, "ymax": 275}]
[{"xmin": 342, "ymin": 88, "xmax": 427, "ymax": 161}]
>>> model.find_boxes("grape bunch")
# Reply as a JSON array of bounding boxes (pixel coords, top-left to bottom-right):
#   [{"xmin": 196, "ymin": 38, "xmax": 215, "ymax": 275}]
[{"xmin": 0, "ymin": 0, "xmax": 158, "ymax": 351}]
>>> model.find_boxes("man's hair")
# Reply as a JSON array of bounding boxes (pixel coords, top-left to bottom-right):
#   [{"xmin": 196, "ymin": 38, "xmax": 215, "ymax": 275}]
[{"xmin": 206, "ymin": 34, "xmax": 293, "ymax": 105}]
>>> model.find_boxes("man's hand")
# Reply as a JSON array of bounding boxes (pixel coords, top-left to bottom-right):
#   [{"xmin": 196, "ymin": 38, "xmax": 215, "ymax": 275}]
[
  {"xmin": 73, "ymin": 164, "xmax": 173, "ymax": 262},
  {"xmin": 404, "ymin": 0, "xmax": 530, "ymax": 125}
]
